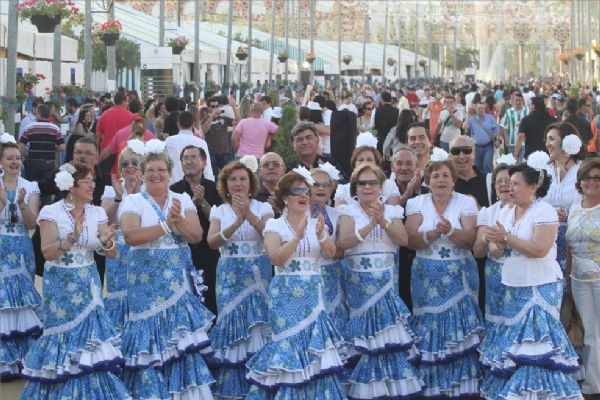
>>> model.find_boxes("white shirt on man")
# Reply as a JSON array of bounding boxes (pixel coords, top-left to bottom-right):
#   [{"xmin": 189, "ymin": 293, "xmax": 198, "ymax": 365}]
[{"xmin": 165, "ymin": 129, "xmax": 214, "ymax": 184}]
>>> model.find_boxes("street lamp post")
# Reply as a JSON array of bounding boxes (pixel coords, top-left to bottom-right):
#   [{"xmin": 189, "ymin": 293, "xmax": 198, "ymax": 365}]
[
  {"xmin": 381, "ymin": 1, "xmax": 389, "ymax": 85},
  {"xmin": 6, "ymin": 0, "xmax": 18, "ymax": 135}
]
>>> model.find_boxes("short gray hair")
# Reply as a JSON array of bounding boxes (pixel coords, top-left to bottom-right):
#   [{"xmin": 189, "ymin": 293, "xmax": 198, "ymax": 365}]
[
  {"xmin": 290, "ymin": 121, "xmax": 318, "ymax": 138},
  {"xmin": 449, "ymin": 135, "xmax": 475, "ymax": 150},
  {"xmin": 392, "ymin": 146, "xmax": 418, "ymax": 163}
]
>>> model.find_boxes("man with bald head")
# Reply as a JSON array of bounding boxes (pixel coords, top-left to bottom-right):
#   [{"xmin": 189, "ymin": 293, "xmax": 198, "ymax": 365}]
[
  {"xmin": 449, "ymin": 135, "xmax": 489, "ymax": 208},
  {"xmin": 256, "ymin": 152, "xmax": 285, "ymax": 215}
]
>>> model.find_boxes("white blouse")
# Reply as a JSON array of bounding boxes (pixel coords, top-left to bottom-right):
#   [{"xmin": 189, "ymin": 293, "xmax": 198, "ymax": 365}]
[
  {"xmin": 497, "ymin": 200, "xmax": 562, "ymax": 287},
  {"xmin": 210, "ymin": 199, "xmax": 273, "ymax": 243},
  {"xmin": 406, "ymin": 192, "xmax": 478, "ymax": 260},
  {"xmin": 337, "ymin": 202, "xmax": 404, "ymax": 254},
  {"xmin": 477, "ymin": 201, "xmax": 509, "ymax": 261},
  {"xmin": 264, "ymin": 217, "xmax": 322, "ymax": 268},
  {"xmin": 334, "ymin": 179, "xmax": 400, "ymax": 204},
  {"xmin": 119, "ymin": 191, "xmax": 196, "ymax": 249},
  {"xmin": 1, "ymin": 177, "xmax": 39, "ymax": 228},
  {"xmin": 543, "ymin": 161, "xmax": 582, "ymax": 212},
  {"xmin": 37, "ymin": 200, "xmax": 107, "ymax": 252},
  {"xmin": 101, "ymin": 184, "xmax": 145, "ymax": 217}
]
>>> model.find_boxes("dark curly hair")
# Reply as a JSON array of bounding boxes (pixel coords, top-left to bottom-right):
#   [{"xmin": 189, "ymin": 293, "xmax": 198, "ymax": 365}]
[
  {"xmin": 508, "ymin": 163, "xmax": 552, "ymax": 199},
  {"xmin": 272, "ymin": 171, "xmax": 310, "ymax": 213}
]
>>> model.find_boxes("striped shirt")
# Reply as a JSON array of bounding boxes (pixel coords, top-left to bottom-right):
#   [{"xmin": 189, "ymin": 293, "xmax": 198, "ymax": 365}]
[
  {"xmin": 500, "ymin": 107, "xmax": 529, "ymax": 146},
  {"xmin": 19, "ymin": 120, "xmax": 63, "ymax": 161}
]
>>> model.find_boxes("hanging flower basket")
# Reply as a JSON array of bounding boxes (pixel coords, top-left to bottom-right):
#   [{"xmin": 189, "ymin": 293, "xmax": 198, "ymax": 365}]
[
  {"xmin": 30, "ymin": 14, "xmax": 61, "ymax": 33},
  {"xmin": 278, "ymin": 55, "xmax": 288, "ymax": 62},
  {"xmin": 387, "ymin": 57, "xmax": 396, "ymax": 66},
  {"xmin": 168, "ymin": 35, "xmax": 190, "ymax": 55},
  {"xmin": 306, "ymin": 52, "xmax": 316, "ymax": 63},
  {"xmin": 101, "ymin": 32, "xmax": 120, "ymax": 46},
  {"xmin": 342, "ymin": 54, "xmax": 352, "ymax": 65},
  {"xmin": 236, "ymin": 53, "xmax": 248, "ymax": 60},
  {"xmin": 172, "ymin": 46, "xmax": 185, "ymax": 55},
  {"xmin": 418, "ymin": 59, "xmax": 427, "ymax": 68},
  {"xmin": 573, "ymin": 48, "xmax": 585, "ymax": 61}
]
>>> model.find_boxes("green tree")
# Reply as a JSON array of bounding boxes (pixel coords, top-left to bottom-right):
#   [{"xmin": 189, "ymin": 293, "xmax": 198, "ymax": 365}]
[
  {"xmin": 274, "ymin": 104, "xmax": 297, "ymax": 164},
  {"xmin": 91, "ymin": 38, "xmax": 141, "ymax": 71},
  {"xmin": 445, "ymin": 47, "xmax": 479, "ymax": 71}
]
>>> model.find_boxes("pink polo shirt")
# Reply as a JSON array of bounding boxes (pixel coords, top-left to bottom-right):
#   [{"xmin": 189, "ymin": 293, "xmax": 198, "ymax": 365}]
[{"xmin": 235, "ymin": 117, "xmax": 278, "ymax": 158}]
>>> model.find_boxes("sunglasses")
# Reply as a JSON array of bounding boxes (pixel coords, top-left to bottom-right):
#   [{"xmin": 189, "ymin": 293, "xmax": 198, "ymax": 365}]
[
  {"xmin": 120, "ymin": 159, "xmax": 140, "ymax": 168},
  {"xmin": 289, "ymin": 186, "xmax": 310, "ymax": 196},
  {"xmin": 450, "ymin": 147, "xmax": 473, "ymax": 156},
  {"xmin": 356, "ymin": 179, "xmax": 380, "ymax": 187},
  {"xmin": 8, "ymin": 203, "xmax": 18, "ymax": 224}
]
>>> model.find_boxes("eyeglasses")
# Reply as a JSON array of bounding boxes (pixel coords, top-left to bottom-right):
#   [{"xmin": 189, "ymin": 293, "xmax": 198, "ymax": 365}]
[
  {"xmin": 355, "ymin": 179, "xmax": 380, "ymax": 187},
  {"xmin": 74, "ymin": 150, "xmax": 97, "ymax": 157},
  {"xmin": 8, "ymin": 203, "xmax": 18, "ymax": 224},
  {"xmin": 580, "ymin": 175, "xmax": 600, "ymax": 183},
  {"xmin": 289, "ymin": 186, "xmax": 310, "ymax": 196},
  {"xmin": 120, "ymin": 159, "xmax": 139, "ymax": 168},
  {"xmin": 260, "ymin": 161, "xmax": 282, "ymax": 169},
  {"xmin": 78, "ymin": 179, "xmax": 96, "ymax": 187},
  {"xmin": 450, "ymin": 147, "xmax": 473, "ymax": 156},
  {"xmin": 313, "ymin": 182, "xmax": 332, "ymax": 189}
]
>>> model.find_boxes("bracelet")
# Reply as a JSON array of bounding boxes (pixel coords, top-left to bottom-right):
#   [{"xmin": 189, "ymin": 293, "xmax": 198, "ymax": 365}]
[
  {"xmin": 503, "ymin": 232, "xmax": 509, "ymax": 243},
  {"xmin": 318, "ymin": 232, "xmax": 329, "ymax": 243},
  {"xmin": 114, "ymin": 198, "xmax": 122, "ymax": 203},
  {"xmin": 101, "ymin": 239, "xmax": 115, "ymax": 251},
  {"xmin": 219, "ymin": 230, "xmax": 229, "ymax": 241},
  {"xmin": 160, "ymin": 221, "xmax": 172, "ymax": 234},
  {"xmin": 199, "ymin": 200, "xmax": 208, "ymax": 208},
  {"xmin": 445, "ymin": 226, "xmax": 455, "ymax": 239},
  {"xmin": 383, "ymin": 218, "xmax": 392, "ymax": 229},
  {"xmin": 354, "ymin": 227, "xmax": 365, "ymax": 242},
  {"xmin": 422, "ymin": 230, "xmax": 430, "ymax": 244}
]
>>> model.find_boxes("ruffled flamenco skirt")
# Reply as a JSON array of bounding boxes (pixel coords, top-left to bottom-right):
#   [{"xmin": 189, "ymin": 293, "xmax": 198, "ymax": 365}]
[
  {"xmin": 19, "ymin": 259, "xmax": 130, "ymax": 399},
  {"xmin": 245, "ymin": 274, "xmax": 347, "ymax": 400},
  {"xmin": 410, "ymin": 256, "xmax": 485, "ymax": 398},
  {"xmin": 120, "ymin": 247, "xmax": 216, "ymax": 400},
  {"xmin": 209, "ymin": 255, "xmax": 272, "ymax": 399},
  {"xmin": 0, "ymin": 234, "xmax": 43, "ymax": 378},
  {"xmin": 322, "ymin": 259, "xmax": 350, "ymax": 345},
  {"xmin": 103, "ymin": 238, "xmax": 130, "ymax": 333},
  {"xmin": 479, "ymin": 280, "xmax": 584, "ymax": 400},
  {"xmin": 343, "ymin": 251, "xmax": 424, "ymax": 400}
]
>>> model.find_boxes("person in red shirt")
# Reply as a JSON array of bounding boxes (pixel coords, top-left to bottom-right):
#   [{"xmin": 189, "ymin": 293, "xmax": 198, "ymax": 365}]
[
  {"xmin": 94, "ymin": 91, "xmax": 132, "ymax": 184},
  {"xmin": 98, "ymin": 113, "xmax": 155, "ymax": 175},
  {"xmin": 405, "ymin": 87, "xmax": 420, "ymax": 110}
]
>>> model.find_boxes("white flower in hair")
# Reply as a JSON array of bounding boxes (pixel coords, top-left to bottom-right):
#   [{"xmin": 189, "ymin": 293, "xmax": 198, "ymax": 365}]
[
  {"xmin": 496, "ymin": 153, "xmax": 517, "ymax": 166},
  {"xmin": 355, "ymin": 132, "xmax": 378, "ymax": 149},
  {"xmin": 562, "ymin": 134, "xmax": 582, "ymax": 156},
  {"xmin": 55, "ymin": 170, "xmax": 75, "ymax": 191},
  {"xmin": 292, "ymin": 166, "xmax": 315, "ymax": 186},
  {"xmin": 239, "ymin": 155, "xmax": 258, "ymax": 173},
  {"xmin": 318, "ymin": 162, "xmax": 340, "ymax": 181},
  {"xmin": 144, "ymin": 139, "xmax": 166, "ymax": 154},
  {"xmin": 526, "ymin": 151, "xmax": 550, "ymax": 170},
  {"xmin": 127, "ymin": 139, "xmax": 146, "ymax": 156},
  {"xmin": 430, "ymin": 147, "xmax": 449, "ymax": 162},
  {"xmin": 0, "ymin": 133, "xmax": 16, "ymax": 144},
  {"xmin": 59, "ymin": 163, "xmax": 77, "ymax": 175}
]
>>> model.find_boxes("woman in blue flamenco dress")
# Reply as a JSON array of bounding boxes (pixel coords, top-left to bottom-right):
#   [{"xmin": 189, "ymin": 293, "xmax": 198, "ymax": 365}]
[
  {"xmin": 310, "ymin": 164, "xmax": 349, "ymax": 342},
  {"xmin": 338, "ymin": 163, "xmax": 423, "ymax": 399},
  {"xmin": 206, "ymin": 158, "xmax": 273, "ymax": 399},
  {"xmin": 101, "ymin": 145, "xmax": 144, "ymax": 332},
  {"xmin": 245, "ymin": 168, "xmax": 346, "ymax": 399},
  {"xmin": 0, "ymin": 137, "xmax": 42, "ymax": 378},
  {"xmin": 405, "ymin": 155, "xmax": 484, "ymax": 398},
  {"xmin": 478, "ymin": 161, "xmax": 582, "ymax": 400},
  {"xmin": 20, "ymin": 163, "xmax": 130, "ymax": 399},
  {"xmin": 473, "ymin": 160, "xmax": 513, "ymax": 340},
  {"xmin": 119, "ymin": 144, "xmax": 215, "ymax": 399}
]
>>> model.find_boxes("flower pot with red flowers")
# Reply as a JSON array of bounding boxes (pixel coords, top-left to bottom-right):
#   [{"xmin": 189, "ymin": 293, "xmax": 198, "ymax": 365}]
[
  {"xmin": 278, "ymin": 50, "xmax": 289, "ymax": 63},
  {"xmin": 573, "ymin": 48, "xmax": 585, "ymax": 61},
  {"xmin": 236, "ymin": 45, "xmax": 248, "ymax": 60},
  {"xmin": 342, "ymin": 54, "xmax": 352, "ymax": 65},
  {"xmin": 306, "ymin": 52, "xmax": 315, "ymax": 63},
  {"xmin": 97, "ymin": 20, "xmax": 122, "ymax": 46},
  {"xmin": 168, "ymin": 35, "xmax": 190, "ymax": 55},
  {"xmin": 18, "ymin": 0, "xmax": 80, "ymax": 33}
]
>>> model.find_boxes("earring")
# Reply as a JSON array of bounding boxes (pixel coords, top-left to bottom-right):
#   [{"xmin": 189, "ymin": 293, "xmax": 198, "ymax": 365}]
[
  {"xmin": 64, "ymin": 194, "xmax": 75, "ymax": 211},
  {"xmin": 352, "ymin": 195, "xmax": 359, "ymax": 202},
  {"xmin": 378, "ymin": 195, "xmax": 384, "ymax": 203}
]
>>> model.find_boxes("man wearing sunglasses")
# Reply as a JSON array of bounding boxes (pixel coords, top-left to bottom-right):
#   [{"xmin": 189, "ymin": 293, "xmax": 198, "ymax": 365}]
[{"xmin": 449, "ymin": 135, "xmax": 489, "ymax": 209}]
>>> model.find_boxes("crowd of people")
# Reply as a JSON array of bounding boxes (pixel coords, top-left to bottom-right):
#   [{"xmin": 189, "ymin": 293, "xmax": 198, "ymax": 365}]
[{"xmin": 1, "ymin": 78, "xmax": 600, "ymax": 400}]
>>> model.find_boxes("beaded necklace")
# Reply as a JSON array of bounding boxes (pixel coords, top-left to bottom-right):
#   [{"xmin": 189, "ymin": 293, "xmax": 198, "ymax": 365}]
[
  {"xmin": 284, "ymin": 216, "xmax": 310, "ymax": 257},
  {"xmin": 62, "ymin": 202, "xmax": 88, "ymax": 249}
]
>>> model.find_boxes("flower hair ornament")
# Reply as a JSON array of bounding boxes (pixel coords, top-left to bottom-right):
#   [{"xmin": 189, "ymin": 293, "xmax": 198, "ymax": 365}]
[
  {"xmin": 430, "ymin": 147, "xmax": 450, "ymax": 162},
  {"xmin": 316, "ymin": 162, "xmax": 341, "ymax": 181},
  {"xmin": 0, "ymin": 133, "xmax": 16, "ymax": 144},
  {"xmin": 55, "ymin": 163, "xmax": 76, "ymax": 192},
  {"xmin": 144, "ymin": 139, "xmax": 166, "ymax": 154},
  {"xmin": 561, "ymin": 134, "xmax": 582, "ymax": 156},
  {"xmin": 239, "ymin": 155, "xmax": 258, "ymax": 173},
  {"xmin": 355, "ymin": 132, "xmax": 378, "ymax": 149},
  {"xmin": 526, "ymin": 150, "xmax": 550, "ymax": 186},
  {"xmin": 292, "ymin": 166, "xmax": 315, "ymax": 186},
  {"xmin": 127, "ymin": 139, "xmax": 147, "ymax": 156},
  {"xmin": 496, "ymin": 153, "xmax": 517, "ymax": 166}
]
